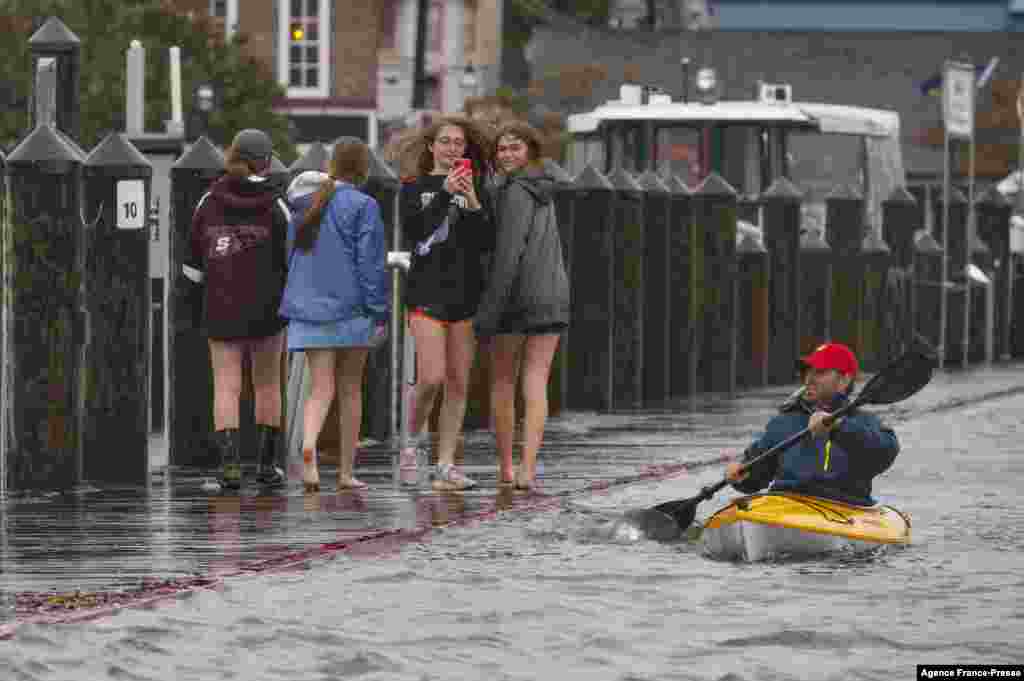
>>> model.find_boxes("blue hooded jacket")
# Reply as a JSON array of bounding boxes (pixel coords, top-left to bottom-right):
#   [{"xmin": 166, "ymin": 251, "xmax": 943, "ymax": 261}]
[
  {"xmin": 279, "ymin": 171, "xmax": 390, "ymax": 324},
  {"xmin": 731, "ymin": 391, "xmax": 900, "ymax": 506}
]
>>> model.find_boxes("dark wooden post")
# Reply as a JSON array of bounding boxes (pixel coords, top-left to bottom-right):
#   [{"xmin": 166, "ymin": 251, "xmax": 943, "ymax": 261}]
[
  {"xmin": 567, "ymin": 165, "xmax": 614, "ymax": 411},
  {"xmin": 664, "ymin": 174, "xmax": 694, "ymax": 398},
  {"xmin": 3, "ymin": 120, "xmax": 85, "ymax": 491},
  {"xmin": 28, "ymin": 17, "xmax": 81, "ymax": 141},
  {"xmin": 857, "ymin": 230, "xmax": 891, "ymax": 373},
  {"xmin": 544, "ymin": 158, "xmax": 574, "ymax": 417},
  {"xmin": 638, "ymin": 170, "xmax": 671, "ymax": 405},
  {"xmin": 935, "ymin": 185, "xmax": 969, "ymax": 365},
  {"xmin": 361, "ymin": 147, "xmax": 399, "ymax": 441},
  {"xmin": 825, "ymin": 184, "xmax": 864, "ymax": 353},
  {"xmin": 799, "ymin": 227, "xmax": 832, "ymax": 358},
  {"xmin": 761, "ymin": 177, "xmax": 804, "ymax": 385},
  {"xmin": 692, "ymin": 173, "xmax": 739, "ymax": 396},
  {"xmin": 912, "ymin": 226, "xmax": 944, "ymax": 356},
  {"xmin": 169, "ymin": 137, "xmax": 224, "ymax": 468},
  {"xmin": 975, "ymin": 186, "xmax": 1013, "ymax": 361},
  {"xmin": 737, "ymin": 233, "xmax": 770, "ymax": 389},
  {"xmin": 81, "ymin": 133, "xmax": 153, "ymax": 485},
  {"xmin": 882, "ymin": 186, "xmax": 919, "ymax": 354},
  {"xmin": 608, "ymin": 166, "xmax": 645, "ymax": 409}
]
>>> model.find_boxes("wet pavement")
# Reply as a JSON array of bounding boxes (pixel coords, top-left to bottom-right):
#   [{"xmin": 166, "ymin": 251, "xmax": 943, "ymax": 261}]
[{"xmin": 2, "ymin": 362, "xmax": 1024, "ymax": 678}]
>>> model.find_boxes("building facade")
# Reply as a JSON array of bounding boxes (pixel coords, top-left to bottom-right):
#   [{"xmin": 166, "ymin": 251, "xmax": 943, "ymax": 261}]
[{"xmin": 172, "ymin": 0, "xmax": 503, "ymax": 147}]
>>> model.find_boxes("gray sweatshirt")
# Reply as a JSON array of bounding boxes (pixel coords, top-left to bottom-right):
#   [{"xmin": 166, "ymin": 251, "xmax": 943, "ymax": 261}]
[{"xmin": 474, "ymin": 164, "xmax": 570, "ymax": 336}]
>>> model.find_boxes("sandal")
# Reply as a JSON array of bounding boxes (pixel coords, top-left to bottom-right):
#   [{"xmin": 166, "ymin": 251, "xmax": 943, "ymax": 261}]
[
  {"xmin": 302, "ymin": 449, "xmax": 320, "ymax": 492},
  {"xmin": 337, "ymin": 476, "xmax": 369, "ymax": 490}
]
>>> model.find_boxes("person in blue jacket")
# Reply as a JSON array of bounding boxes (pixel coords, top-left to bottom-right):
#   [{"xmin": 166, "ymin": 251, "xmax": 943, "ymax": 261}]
[
  {"xmin": 725, "ymin": 342, "xmax": 899, "ymax": 506},
  {"xmin": 279, "ymin": 137, "xmax": 390, "ymax": 492}
]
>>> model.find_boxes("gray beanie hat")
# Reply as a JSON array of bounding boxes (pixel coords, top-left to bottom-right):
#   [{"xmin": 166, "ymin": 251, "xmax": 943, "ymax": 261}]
[{"xmin": 232, "ymin": 128, "xmax": 273, "ymax": 162}]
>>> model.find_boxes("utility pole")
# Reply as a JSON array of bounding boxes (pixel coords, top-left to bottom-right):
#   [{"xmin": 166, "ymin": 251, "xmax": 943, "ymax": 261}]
[{"xmin": 411, "ymin": 0, "xmax": 429, "ymax": 110}]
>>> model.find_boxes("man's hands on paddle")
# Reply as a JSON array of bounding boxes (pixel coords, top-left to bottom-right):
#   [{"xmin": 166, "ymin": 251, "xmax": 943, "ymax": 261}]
[
  {"xmin": 725, "ymin": 462, "xmax": 748, "ymax": 482},
  {"xmin": 725, "ymin": 411, "xmax": 843, "ymax": 483},
  {"xmin": 808, "ymin": 410, "xmax": 843, "ymax": 438}
]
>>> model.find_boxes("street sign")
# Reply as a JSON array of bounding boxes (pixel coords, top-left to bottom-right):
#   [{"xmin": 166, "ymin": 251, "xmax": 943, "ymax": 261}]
[
  {"xmin": 943, "ymin": 61, "xmax": 975, "ymax": 139},
  {"xmin": 116, "ymin": 179, "xmax": 145, "ymax": 230}
]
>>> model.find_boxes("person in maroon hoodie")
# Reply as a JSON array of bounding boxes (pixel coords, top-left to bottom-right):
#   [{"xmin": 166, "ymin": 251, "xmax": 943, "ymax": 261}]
[{"xmin": 183, "ymin": 129, "xmax": 290, "ymax": 490}]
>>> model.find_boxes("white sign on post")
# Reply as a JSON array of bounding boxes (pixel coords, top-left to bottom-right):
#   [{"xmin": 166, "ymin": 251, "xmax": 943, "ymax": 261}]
[
  {"xmin": 943, "ymin": 62, "xmax": 975, "ymax": 139},
  {"xmin": 116, "ymin": 179, "xmax": 146, "ymax": 230}
]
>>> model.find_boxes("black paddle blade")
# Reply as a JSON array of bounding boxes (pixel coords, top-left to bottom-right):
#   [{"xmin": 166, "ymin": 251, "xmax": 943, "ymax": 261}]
[
  {"xmin": 619, "ymin": 508, "xmax": 686, "ymax": 542},
  {"xmin": 652, "ymin": 495, "xmax": 701, "ymax": 531},
  {"xmin": 857, "ymin": 335, "xmax": 938, "ymax": 407}
]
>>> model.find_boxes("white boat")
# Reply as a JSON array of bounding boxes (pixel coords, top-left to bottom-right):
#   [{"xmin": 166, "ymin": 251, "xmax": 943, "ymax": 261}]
[{"xmin": 700, "ymin": 491, "xmax": 911, "ymax": 561}]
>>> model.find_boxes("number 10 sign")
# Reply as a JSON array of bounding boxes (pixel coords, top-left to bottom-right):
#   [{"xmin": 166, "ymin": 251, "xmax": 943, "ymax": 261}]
[{"xmin": 116, "ymin": 179, "xmax": 146, "ymax": 230}]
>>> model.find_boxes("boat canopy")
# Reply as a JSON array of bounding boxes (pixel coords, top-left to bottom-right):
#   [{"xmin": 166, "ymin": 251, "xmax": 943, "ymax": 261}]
[{"xmin": 568, "ymin": 100, "xmax": 899, "ymax": 139}]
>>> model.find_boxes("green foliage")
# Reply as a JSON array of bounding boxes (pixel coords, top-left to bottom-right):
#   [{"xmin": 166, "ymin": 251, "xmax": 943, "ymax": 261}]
[{"xmin": 0, "ymin": 0, "xmax": 294, "ymax": 160}]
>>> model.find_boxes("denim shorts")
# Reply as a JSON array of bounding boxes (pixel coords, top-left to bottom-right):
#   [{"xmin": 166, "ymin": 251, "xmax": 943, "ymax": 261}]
[{"xmin": 286, "ymin": 316, "xmax": 387, "ymax": 351}]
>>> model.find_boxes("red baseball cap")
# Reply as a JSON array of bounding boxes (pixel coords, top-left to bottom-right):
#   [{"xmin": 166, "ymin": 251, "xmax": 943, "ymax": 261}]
[{"xmin": 801, "ymin": 342, "xmax": 859, "ymax": 377}]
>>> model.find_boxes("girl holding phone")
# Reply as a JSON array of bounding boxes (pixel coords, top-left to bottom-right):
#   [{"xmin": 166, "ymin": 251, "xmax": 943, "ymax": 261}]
[{"xmin": 399, "ymin": 116, "xmax": 494, "ymax": 490}]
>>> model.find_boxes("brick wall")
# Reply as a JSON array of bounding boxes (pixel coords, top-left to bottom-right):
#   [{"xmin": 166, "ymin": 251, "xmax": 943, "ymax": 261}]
[
  {"xmin": 333, "ymin": 0, "xmax": 379, "ymax": 101},
  {"xmin": 237, "ymin": 0, "xmax": 275, "ymax": 73}
]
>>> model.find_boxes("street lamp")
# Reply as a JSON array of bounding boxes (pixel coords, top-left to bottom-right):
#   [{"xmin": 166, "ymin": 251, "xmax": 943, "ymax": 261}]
[
  {"xmin": 189, "ymin": 82, "xmax": 216, "ymax": 141},
  {"xmin": 461, "ymin": 62, "xmax": 480, "ymax": 98},
  {"xmin": 695, "ymin": 67, "xmax": 719, "ymax": 105}
]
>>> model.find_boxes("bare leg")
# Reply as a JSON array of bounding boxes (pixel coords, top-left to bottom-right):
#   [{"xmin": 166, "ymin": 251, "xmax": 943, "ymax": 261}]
[
  {"xmin": 407, "ymin": 316, "xmax": 447, "ymax": 443},
  {"xmin": 490, "ymin": 334, "xmax": 524, "ymax": 484},
  {"xmin": 208, "ymin": 339, "xmax": 244, "ymax": 431},
  {"xmin": 518, "ymin": 334, "xmax": 560, "ymax": 486},
  {"xmin": 336, "ymin": 348, "xmax": 370, "ymax": 488},
  {"xmin": 436, "ymin": 320, "xmax": 476, "ymax": 467},
  {"xmin": 302, "ymin": 349, "xmax": 337, "ymax": 490},
  {"xmin": 250, "ymin": 331, "xmax": 285, "ymax": 427}
]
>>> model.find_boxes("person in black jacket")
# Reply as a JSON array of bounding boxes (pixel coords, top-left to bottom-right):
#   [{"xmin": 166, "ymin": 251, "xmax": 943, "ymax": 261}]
[
  {"xmin": 398, "ymin": 115, "xmax": 494, "ymax": 490},
  {"xmin": 725, "ymin": 342, "xmax": 900, "ymax": 506},
  {"xmin": 183, "ymin": 129, "xmax": 290, "ymax": 490},
  {"xmin": 475, "ymin": 122, "xmax": 570, "ymax": 490}
]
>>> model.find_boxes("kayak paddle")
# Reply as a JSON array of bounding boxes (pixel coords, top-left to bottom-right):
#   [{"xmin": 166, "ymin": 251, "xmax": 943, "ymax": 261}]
[{"xmin": 623, "ymin": 336, "xmax": 938, "ymax": 542}]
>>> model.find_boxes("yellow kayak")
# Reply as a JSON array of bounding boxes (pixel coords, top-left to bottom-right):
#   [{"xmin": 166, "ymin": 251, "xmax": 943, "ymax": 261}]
[{"xmin": 701, "ymin": 492, "xmax": 911, "ymax": 561}]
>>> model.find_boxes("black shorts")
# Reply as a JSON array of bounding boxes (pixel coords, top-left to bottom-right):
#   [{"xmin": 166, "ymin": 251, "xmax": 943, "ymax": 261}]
[{"xmin": 495, "ymin": 321, "xmax": 567, "ymax": 336}]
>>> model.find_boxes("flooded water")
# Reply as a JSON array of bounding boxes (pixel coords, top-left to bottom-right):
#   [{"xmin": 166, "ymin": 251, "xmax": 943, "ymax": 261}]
[{"xmin": 2, "ymin": 383, "xmax": 1023, "ymax": 680}]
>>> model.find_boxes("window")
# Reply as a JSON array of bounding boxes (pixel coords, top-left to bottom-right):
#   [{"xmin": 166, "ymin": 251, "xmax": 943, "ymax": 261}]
[
  {"xmin": 210, "ymin": 0, "xmax": 226, "ymax": 18},
  {"xmin": 278, "ymin": 0, "xmax": 330, "ymax": 97}
]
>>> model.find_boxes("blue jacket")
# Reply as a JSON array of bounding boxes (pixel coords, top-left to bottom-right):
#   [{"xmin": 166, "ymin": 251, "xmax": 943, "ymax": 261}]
[
  {"xmin": 279, "ymin": 172, "xmax": 390, "ymax": 324},
  {"xmin": 731, "ymin": 392, "xmax": 900, "ymax": 506}
]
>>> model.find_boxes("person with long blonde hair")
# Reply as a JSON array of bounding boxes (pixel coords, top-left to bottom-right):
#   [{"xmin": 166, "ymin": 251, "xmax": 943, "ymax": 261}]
[
  {"xmin": 184, "ymin": 128, "xmax": 290, "ymax": 491},
  {"xmin": 398, "ymin": 115, "xmax": 494, "ymax": 490},
  {"xmin": 279, "ymin": 137, "xmax": 390, "ymax": 491}
]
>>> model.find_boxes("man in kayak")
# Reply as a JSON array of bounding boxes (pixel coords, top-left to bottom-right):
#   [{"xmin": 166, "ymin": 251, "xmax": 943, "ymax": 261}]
[{"xmin": 724, "ymin": 342, "xmax": 899, "ymax": 506}]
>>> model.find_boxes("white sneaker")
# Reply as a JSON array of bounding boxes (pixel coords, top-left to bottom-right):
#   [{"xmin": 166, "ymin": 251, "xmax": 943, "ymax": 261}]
[{"xmin": 431, "ymin": 463, "xmax": 477, "ymax": 490}]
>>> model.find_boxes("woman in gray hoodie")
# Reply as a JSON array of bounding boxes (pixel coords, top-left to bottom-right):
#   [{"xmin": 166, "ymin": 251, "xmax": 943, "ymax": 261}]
[{"xmin": 475, "ymin": 122, "xmax": 570, "ymax": 489}]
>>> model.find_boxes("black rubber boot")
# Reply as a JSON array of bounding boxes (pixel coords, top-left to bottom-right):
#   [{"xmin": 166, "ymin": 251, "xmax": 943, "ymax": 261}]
[
  {"xmin": 214, "ymin": 428, "xmax": 242, "ymax": 490},
  {"xmin": 255, "ymin": 424, "xmax": 286, "ymax": 487}
]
